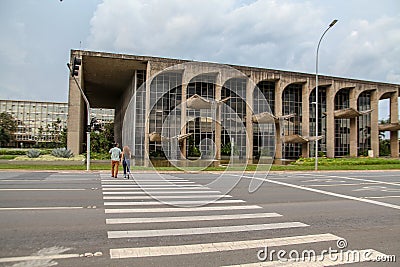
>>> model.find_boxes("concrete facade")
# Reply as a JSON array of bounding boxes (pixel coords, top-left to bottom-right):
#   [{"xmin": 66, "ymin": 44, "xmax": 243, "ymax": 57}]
[{"xmin": 67, "ymin": 50, "xmax": 400, "ymax": 161}]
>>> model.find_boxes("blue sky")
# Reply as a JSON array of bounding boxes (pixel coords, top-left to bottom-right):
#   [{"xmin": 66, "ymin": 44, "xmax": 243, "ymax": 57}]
[{"xmin": 0, "ymin": 0, "xmax": 399, "ymax": 119}]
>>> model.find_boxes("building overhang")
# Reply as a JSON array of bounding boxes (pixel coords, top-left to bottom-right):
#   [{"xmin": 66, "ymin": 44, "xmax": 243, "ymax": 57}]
[{"xmin": 80, "ymin": 53, "xmax": 148, "ymax": 108}]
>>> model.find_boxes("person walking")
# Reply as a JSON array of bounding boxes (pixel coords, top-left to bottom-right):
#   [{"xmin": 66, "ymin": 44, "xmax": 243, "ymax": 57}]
[
  {"xmin": 109, "ymin": 143, "xmax": 122, "ymax": 178},
  {"xmin": 122, "ymin": 145, "xmax": 132, "ymax": 179}
]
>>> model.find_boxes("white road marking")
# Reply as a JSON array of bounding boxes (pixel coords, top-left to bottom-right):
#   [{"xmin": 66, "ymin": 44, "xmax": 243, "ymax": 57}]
[
  {"xmin": 103, "ymin": 195, "xmax": 232, "ymax": 199},
  {"xmin": 307, "ymin": 183, "xmax": 377, "ymax": 187},
  {"xmin": 106, "ymin": 212, "xmax": 282, "ymax": 224},
  {"xmin": 109, "ymin": 233, "xmax": 339, "ymax": 259},
  {"xmin": 103, "ymin": 199, "xmax": 245, "ymax": 206},
  {"xmin": 302, "ymin": 178, "xmax": 346, "ymax": 183},
  {"xmin": 107, "ymin": 222, "xmax": 308, "ymax": 238},
  {"xmin": 0, "ymin": 254, "xmax": 81, "ymax": 263},
  {"xmin": 235, "ymin": 174, "xmax": 400, "ymax": 210},
  {"xmin": 0, "ymin": 251, "xmax": 103, "ymax": 263},
  {"xmin": 0, "ymin": 189, "xmax": 85, "ymax": 191},
  {"xmin": 0, "ymin": 180, "xmax": 45, "ymax": 182},
  {"xmin": 102, "ymin": 181, "xmax": 195, "ymax": 185},
  {"xmin": 102, "ymin": 188, "xmax": 215, "ymax": 191},
  {"xmin": 101, "ymin": 184, "xmax": 206, "ymax": 188},
  {"xmin": 105, "ymin": 205, "xmax": 262, "ymax": 213},
  {"xmin": 363, "ymin": 195, "xmax": 400, "ymax": 199},
  {"xmin": 0, "ymin": 207, "xmax": 84, "ymax": 211},
  {"xmin": 300, "ymin": 173, "xmax": 400, "ymax": 187},
  {"xmin": 223, "ymin": 249, "xmax": 389, "ymax": 267},
  {"xmin": 102, "ymin": 190, "xmax": 222, "ymax": 194},
  {"xmin": 101, "ymin": 179, "xmax": 188, "ymax": 182},
  {"xmin": 353, "ymin": 186, "xmax": 400, "ymax": 192}
]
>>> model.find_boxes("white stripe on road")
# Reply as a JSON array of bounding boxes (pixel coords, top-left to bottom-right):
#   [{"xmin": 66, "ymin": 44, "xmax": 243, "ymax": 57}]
[
  {"xmin": 235, "ymin": 174, "xmax": 400, "ymax": 210},
  {"xmin": 300, "ymin": 173, "xmax": 400, "ymax": 187},
  {"xmin": 363, "ymin": 195, "xmax": 400, "ymax": 199},
  {"xmin": 106, "ymin": 212, "xmax": 282, "ymax": 224},
  {"xmin": 104, "ymin": 199, "xmax": 245, "ymax": 206},
  {"xmin": 0, "ymin": 189, "xmax": 85, "ymax": 191},
  {"xmin": 103, "ymin": 195, "xmax": 232, "ymax": 200},
  {"xmin": 307, "ymin": 183, "xmax": 379, "ymax": 187},
  {"xmin": 102, "ymin": 181, "xmax": 194, "ymax": 184},
  {"xmin": 0, "ymin": 207, "xmax": 84, "ymax": 211},
  {"xmin": 0, "ymin": 254, "xmax": 81, "ymax": 263},
  {"xmin": 108, "ymin": 222, "xmax": 308, "ymax": 238},
  {"xmin": 0, "ymin": 180, "xmax": 45, "ymax": 182},
  {"xmin": 105, "ymin": 205, "xmax": 262, "ymax": 213},
  {"xmin": 102, "ymin": 188, "xmax": 216, "ymax": 192},
  {"xmin": 102, "ymin": 190, "xmax": 222, "ymax": 194},
  {"xmin": 223, "ymin": 249, "xmax": 389, "ymax": 267},
  {"xmin": 101, "ymin": 179, "xmax": 188, "ymax": 182},
  {"xmin": 110, "ymin": 233, "xmax": 339, "ymax": 259},
  {"xmin": 101, "ymin": 184, "xmax": 206, "ymax": 188},
  {"xmin": 102, "ymin": 187, "xmax": 209, "ymax": 190},
  {"xmin": 0, "ymin": 252, "xmax": 103, "ymax": 263}
]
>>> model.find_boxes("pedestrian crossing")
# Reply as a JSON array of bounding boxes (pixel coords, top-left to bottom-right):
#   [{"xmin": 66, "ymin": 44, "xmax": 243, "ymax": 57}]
[{"xmin": 100, "ymin": 172, "xmax": 389, "ymax": 266}]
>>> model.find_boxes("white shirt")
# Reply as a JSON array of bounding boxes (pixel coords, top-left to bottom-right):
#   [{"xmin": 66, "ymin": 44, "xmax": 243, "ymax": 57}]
[{"xmin": 109, "ymin": 147, "xmax": 122, "ymax": 161}]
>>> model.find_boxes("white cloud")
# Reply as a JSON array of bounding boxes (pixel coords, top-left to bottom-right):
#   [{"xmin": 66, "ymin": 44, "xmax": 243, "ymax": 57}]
[
  {"xmin": 87, "ymin": 0, "xmax": 324, "ymax": 69},
  {"xmin": 332, "ymin": 16, "xmax": 400, "ymax": 83},
  {"xmin": 87, "ymin": 0, "xmax": 399, "ymax": 85}
]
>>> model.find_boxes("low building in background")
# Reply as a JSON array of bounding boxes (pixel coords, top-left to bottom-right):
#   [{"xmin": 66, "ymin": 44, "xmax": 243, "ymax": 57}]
[{"xmin": 0, "ymin": 99, "xmax": 114, "ymax": 148}]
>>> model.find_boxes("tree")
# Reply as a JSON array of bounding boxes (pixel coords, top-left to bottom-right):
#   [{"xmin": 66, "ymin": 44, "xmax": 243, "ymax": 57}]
[
  {"xmin": 90, "ymin": 122, "xmax": 114, "ymax": 153},
  {"xmin": 378, "ymin": 119, "xmax": 391, "ymax": 156},
  {"xmin": 0, "ymin": 112, "xmax": 17, "ymax": 147}
]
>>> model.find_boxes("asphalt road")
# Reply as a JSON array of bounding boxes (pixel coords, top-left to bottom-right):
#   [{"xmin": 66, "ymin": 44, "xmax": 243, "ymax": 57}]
[{"xmin": 0, "ymin": 170, "xmax": 399, "ymax": 266}]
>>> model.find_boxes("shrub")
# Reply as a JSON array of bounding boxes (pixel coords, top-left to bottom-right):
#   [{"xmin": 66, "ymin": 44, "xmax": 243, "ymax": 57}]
[
  {"xmin": 51, "ymin": 148, "xmax": 73, "ymax": 158},
  {"xmin": 26, "ymin": 149, "xmax": 41, "ymax": 158},
  {"xmin": 0, "ymin": 149, "xmax": 27, "ymax": 155}
]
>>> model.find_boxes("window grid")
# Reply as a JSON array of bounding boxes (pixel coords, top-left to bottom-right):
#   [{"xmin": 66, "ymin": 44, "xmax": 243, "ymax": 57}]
[
  {"xmin": 357, "ymin": 91, "xmax": 371, "ymax": 156},
  {"xmin": 282, "ymin": 84, "xmax": 302, "ymax": 159},
  {"xmin": 148, "ymin": 73, "xmax": 182, "ymax": 158},
  {"xmin": 221, "ymin": 78, "xmax": 247, "ymax": 158},
  {"xmin": 186, "ymin": 74, "xmax": 216, "ymax": 158},
  {"xmin": 134, "ymin": 70, "xmax": 147, "ymax": 158},
  {"xmin": 253, "ymin": 81, "xmax": 275, "ymax": 159},
  {"xmin": 309, "ymin": 87, "xmax": 327, "ymax": 157},
  {"xmin": 335, "ymin": 89, "xmax": 350, "ymax": 156}
]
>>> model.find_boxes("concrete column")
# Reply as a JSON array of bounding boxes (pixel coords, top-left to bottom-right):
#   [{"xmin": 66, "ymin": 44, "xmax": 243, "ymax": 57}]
[
  {"xmin": 302, "ymin": 82, "xmax": 309, "ymax": 158},
  {"xmin": 114, "ymin": 104, "xmax": 123, "ymax": 144},
  {"xmin": 370, "ymin": 90, "xmax": 379, "ymax": 157},
  {"xmin": 180, "ymin": 79, "xmax": 188, "ymax": 159},
  {"xmin": 275, "ymin": 80, "xmax": 283, "ymax": 160},
  {"xmin": 349, "ymin": 88, "xmax": 358, "ymax": 157},
  {"xmin": 67, "ymin": 56, "xmax": 84, "ymax": 155},
  {"xmin": 390, "ymin": 92, "xmax": 399, "ymax": 158},
  {"xmin": 144, "ymin": 61, "xmax": 152, "ymax": 167},
  {"xmin": 326, "ymin": 84, "xmax": 335, "ymax": 158},
  {"xmin": 246, "ymin": 78, "xmax": 254, "ymax": 163},
  {"xmin": 215, "ymin": 81, "xmax": 222, "ymax": 160}
]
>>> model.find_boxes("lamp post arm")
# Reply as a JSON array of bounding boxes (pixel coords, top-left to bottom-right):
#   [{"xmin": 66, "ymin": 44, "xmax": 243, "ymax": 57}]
[{"xmin": 315, "ymin": 19, "xmax": 338, "ymax": 171}]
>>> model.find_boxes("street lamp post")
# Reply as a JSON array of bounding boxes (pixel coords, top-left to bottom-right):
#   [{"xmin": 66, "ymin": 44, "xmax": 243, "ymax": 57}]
[
  {"xmin": 315, "ymin": 19, "xmax": 338, "ymax": 171},
  {"xmin": 67, "ymin": 61, "xmax": 91, "ymax": 171}
]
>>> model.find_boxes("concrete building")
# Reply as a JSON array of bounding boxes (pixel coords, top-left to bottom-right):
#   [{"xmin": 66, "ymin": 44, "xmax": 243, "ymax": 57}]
[
  {"xmin": 67, "ymin": 50, "xmax": 400, "ymax": 163},
  {"xmin": 0, "ymin": 99, "xmax": 113, "ymax": 147}
]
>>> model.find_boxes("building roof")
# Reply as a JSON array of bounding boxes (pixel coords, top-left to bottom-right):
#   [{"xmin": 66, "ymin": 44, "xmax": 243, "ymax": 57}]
[{"xmin": 72, "ymin": 49, "xmax": 400, "ymax": 109}]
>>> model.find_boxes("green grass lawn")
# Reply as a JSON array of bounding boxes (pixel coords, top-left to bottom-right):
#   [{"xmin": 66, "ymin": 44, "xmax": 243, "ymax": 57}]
[{"xmin": 0, "ymin": 157, "xmax": 399, "ymax": 171}]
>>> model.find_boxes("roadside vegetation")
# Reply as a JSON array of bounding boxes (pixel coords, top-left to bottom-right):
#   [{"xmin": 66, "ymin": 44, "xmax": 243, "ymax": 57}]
[{"xmin": 0, "ymin": 155, "xmax": 398, "ymax": 171}]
